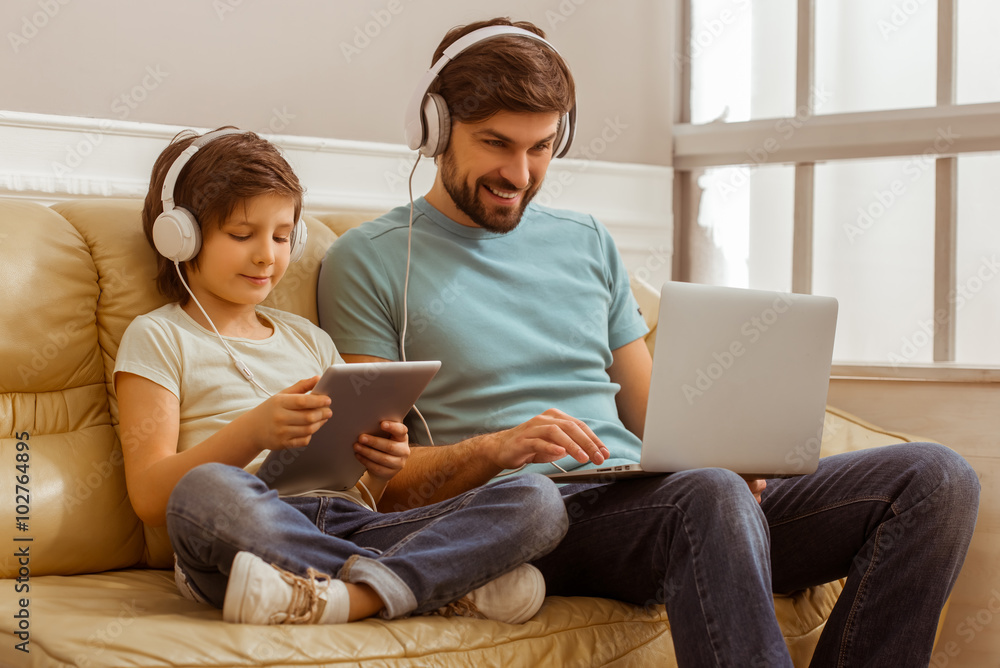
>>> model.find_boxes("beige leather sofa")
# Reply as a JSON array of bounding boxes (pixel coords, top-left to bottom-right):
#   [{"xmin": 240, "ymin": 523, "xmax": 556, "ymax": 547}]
[{"xmin": 0, "ymin": 197, "xmax": 940, "ymax": 667}]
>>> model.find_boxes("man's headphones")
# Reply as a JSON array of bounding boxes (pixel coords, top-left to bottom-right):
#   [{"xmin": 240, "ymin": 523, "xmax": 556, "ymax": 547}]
[
  {"xmin": 403, "ymin": 25, "xmax": 577, "ymax": 159},
  {"xmin": 152, "ymin": 128, "xmax": 308, "ymax": 263}
]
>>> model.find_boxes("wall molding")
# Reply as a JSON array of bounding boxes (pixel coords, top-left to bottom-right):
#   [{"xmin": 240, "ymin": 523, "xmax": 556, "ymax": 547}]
[{"xmin": 0, "ymin": 110, "xmax": 674, "ymax": 284}]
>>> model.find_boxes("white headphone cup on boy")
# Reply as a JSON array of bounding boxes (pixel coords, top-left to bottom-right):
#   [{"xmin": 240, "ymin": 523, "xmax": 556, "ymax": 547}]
[
  {"xmin": 152, "ymin": 207, "xmax": 203, "ymax": 263},
  {"xmin": 403, "ymin": 25, "xmax": 577, "ymax": 159},
  {"xmin": 152, "ymin": 127, "xmax": 308, "ymax": 264},
  {"xmin": 288, "ymin": 219, "xmax": 308, "ymax": 263}
]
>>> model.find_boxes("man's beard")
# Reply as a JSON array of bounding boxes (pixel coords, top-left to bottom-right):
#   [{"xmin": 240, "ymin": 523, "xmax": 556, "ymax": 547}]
[{"xmin": 439, "ymin": 149, "xmax": 540, "ymax": 234}]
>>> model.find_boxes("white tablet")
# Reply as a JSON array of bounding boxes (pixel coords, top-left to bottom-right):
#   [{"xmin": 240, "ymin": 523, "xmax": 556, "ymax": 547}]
[{"xmin": 256, "ymin": 360, "xmax": 441, "ymax": 496}]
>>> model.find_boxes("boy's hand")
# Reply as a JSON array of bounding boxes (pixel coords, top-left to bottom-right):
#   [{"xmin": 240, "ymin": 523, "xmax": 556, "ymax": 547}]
[
  {"xmin": 248, "ymin": 376, "xmax": 333, "ymax": 451},
  {"xmin": 355, "ymin": 421, "xmax": 409, "ymax": 482}
]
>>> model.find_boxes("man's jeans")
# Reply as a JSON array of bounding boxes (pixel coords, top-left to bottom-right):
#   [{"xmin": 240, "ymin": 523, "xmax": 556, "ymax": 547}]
[
  {"xmin": 533, "ymin": 443, "xmax": 980, "ymax": 667},
  {"xmin": 166, "ymin": 464, "xmax": 568, "ymax": 618}
]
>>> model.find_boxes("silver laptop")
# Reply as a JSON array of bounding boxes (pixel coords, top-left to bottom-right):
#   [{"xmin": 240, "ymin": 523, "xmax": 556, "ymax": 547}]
[{"xmin": 548, "ymin": 282, "xmax": 838, "ymax": 482}]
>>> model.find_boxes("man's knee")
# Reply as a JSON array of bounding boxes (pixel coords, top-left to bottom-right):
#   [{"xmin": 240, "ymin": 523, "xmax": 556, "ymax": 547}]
[{"xmin": 912, "ymin": 442, "xmax": 980, "ymax": 515}]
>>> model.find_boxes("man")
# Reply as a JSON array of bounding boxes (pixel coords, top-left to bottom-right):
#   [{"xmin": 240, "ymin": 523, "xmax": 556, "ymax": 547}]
[{"xmin": 319, "ymin": 17, "xmax": 980, "ymax": 666}]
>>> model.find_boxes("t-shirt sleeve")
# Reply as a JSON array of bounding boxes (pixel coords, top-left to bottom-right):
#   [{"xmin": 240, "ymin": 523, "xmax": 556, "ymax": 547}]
[
  {"xmin": 317, "ymin": 229, "xmax": 401, "ymax": 361},
  {"xmin": 596, "ymin": 218, "xmax": 650, "ymax": 350},
  {"xmin": 113, "ymin": 314, "xmax": 183, "ymax": 399}
]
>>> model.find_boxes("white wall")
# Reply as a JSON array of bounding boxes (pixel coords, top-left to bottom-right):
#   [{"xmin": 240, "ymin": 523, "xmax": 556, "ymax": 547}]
[{"xmin": 1, "ymin": 0, "xmax": 673, "ymax": 166}]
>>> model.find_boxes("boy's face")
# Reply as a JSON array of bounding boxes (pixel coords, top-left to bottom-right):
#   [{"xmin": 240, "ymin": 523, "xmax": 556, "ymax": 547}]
[
  {"xmin": 186, "ymin": 193, "xmax": 297, "ymax": 309},
  {"xmin": 430, "ymin": 110, "xmax": 560, "ymax": 233}
]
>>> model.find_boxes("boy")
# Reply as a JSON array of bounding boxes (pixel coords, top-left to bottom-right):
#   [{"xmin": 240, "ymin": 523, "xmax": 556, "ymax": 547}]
[{"xmin": 115, "ymin": 127, "xmax": 567, "ymax": 625}]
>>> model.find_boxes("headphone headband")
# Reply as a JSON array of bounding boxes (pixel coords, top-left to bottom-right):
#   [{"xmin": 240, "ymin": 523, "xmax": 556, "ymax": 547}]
[
  {"xmin": 404, "ymin": 25, "xmax": 577, "ymax": 158},
  {"xmin": 160, "ymin": 128, "xmax": 243, "ymax": 213},
  {"xmin": 152, "ymin": 128, "xmax": 307, "ymax": 264}
]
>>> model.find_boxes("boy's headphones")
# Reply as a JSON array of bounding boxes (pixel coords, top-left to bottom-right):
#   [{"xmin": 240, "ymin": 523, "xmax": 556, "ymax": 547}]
[
  {"xmin": 403, "ymin": 25, "xmax": 577, "ymax": 159},
  {"xmin": 152, "ymin": 128, "xmax": 308, "ymax": 263}
]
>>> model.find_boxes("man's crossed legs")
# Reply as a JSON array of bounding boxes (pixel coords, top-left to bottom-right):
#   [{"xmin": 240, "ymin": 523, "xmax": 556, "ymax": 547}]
[{"xmin": 533, "ymin": 443, "xmax": 980, "ymax": 667}]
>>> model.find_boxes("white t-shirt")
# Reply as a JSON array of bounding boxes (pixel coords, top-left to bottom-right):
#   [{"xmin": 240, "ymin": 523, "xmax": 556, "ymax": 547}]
[{"xmin": 114, "ymin": 303, "xmax": 341, "ymax": 474}]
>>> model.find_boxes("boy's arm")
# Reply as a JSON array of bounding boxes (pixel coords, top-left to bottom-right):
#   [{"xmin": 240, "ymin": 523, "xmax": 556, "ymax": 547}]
[{"xmin": 117, "ymin": 372, "xmax": 332, "ymax": 526}]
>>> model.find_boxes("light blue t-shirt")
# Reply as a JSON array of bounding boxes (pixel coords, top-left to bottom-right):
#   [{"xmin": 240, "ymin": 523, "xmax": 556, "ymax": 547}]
[{"xmin": 318, "ymin": 197, "xmax": 648, "ymax": 476}]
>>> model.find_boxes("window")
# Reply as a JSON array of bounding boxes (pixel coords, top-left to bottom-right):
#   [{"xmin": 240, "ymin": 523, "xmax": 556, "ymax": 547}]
[{"xmin": 673, "ymin": 0, "xmax": 1000, "ymax": 367}]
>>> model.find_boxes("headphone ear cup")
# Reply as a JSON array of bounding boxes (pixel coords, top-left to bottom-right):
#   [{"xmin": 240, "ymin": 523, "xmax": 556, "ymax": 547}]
[
  {"xmin": 421, "ymin": 93, "xmax": 451, "ymax": 158},
  {"xmin": 152, "ymin": 208, "xmax": 201, "ymax": 262},
  {"xmin": 554, "ymin": 110, "xmax": 575, "ymax": 158},
  {"xmin": 289, "ymin": 218, "xmax": 308, "ymax": 263}
]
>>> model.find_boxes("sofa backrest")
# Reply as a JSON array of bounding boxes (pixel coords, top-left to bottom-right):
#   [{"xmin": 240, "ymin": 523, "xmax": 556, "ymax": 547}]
[
  {"xmin": 0, "ymin": 198, "xmax": 345, "ymax": 575},
  {"xmin": 0, "ymin": 197, "xmax": 660, "ymax": 577}
]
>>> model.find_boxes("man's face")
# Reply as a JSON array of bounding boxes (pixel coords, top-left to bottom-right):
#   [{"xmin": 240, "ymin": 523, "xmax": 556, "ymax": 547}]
[{"xmin": 430, "ymin": 110, "xmax": 561, "ymax": 233}]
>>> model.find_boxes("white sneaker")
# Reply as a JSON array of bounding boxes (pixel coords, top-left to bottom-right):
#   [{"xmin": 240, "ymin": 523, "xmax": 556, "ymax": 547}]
[
  {"xmin": 223, "ymin": 551, "xmax": 350, "ymax": 625},
  {"xmin": 438, "ymin": 564, "xmax": 546, "ymax": 624}
]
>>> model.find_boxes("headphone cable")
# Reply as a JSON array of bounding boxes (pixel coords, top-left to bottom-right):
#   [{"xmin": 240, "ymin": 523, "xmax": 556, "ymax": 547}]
[
  {"xmin": 402, "ymin": 154, "xmax": 435, "ymax": 446},
  {"xmin": 173, "ymin": 261, "xmax": 271, "ymax": 396}
]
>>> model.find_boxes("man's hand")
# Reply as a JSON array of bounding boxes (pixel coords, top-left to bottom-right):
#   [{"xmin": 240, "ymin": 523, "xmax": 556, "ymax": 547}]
[
  {"xmin": 244, "ymin": 376, "xmax": 333, "ymax": 451},
  {"xmin": 483, "ymin": 408, "xmax": 611, "ymax": 470},
  {"xmin": 355, "ymin": 420, "xmax": 410, "ymax": 483},
  {"xmin": 743, "ymin": 477, "xmax": 766, "ymax": 504}
]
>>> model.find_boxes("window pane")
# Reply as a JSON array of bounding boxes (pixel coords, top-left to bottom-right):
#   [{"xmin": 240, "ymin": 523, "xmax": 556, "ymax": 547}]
[
  {"xmin": 689, "ymin": 0, "xmax": 796, "ymax": 124},
  {"xmin": 957, "ymin": 0, "xmax": 1000, "ymax": 105},
  {"xmin": 813, "ymin": 158, "xmax": 935, "ymax": 363},
  {"xmin": 691, "ymin": 164, "xmax": 795, "ymax": 291},
  {"xmin": 956, "ymin": 153, "xmax": 1000, "ymax": 363},
  {"xmin": 815, "ymin": 0, "xmax": 936, "ymax": 115}
]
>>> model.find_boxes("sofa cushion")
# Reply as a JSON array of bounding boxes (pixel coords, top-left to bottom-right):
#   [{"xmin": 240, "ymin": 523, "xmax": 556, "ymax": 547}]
[
  {"xmin": 0, "ymin": 200, "xmax": 145, "ymax": 576},
  {"xmin": 0, "ymin": 569, "xmax": 850, "ymax": 667}
]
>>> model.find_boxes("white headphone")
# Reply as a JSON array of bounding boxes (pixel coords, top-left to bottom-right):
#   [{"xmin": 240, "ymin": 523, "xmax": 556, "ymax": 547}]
[
  {"xmin": 152, "ymin": 128, "xmax": 308, "ymax": 263},
  {"xmin": 403, "ymin": 25, "xmax": 577, "ymax": 159}
]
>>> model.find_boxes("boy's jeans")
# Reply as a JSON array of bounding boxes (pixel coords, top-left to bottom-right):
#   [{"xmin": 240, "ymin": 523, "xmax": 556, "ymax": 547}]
[{"xmin": 167, "ymin": 464, "xmax": 568, "ymax": 618}]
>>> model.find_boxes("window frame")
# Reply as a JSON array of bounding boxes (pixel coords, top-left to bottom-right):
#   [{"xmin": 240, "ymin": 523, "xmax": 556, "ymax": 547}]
[{"xmin": 671, "ymin": 0, "xmax": 1000, "ymax": 380}]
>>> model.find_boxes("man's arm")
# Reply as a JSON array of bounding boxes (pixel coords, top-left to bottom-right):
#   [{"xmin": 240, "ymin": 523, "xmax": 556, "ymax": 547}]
[
  {"xmin": 341, "ymin": 353, "xmax": 609, "ymax": 510},
  {"xmin": 607, "ymin": 338, "xmax": 653, "ymax": 440}
]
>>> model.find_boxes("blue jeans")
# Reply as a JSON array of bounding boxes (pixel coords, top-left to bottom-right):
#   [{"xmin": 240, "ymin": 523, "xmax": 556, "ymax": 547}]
[
  {"xmin": 532, "ymin": 443, "xmax": 980, "ymax": 667},
  {"xmin": 166, "ymin": 464, "xmax": 568, "ymax": 618}
]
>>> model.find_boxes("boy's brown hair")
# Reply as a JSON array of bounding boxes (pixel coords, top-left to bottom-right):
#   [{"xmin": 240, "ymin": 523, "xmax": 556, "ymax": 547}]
[
  {"xmin": 431, "ymin": 17, "xmax": 575, "ymax": 126},
  {"xmin": 141, "ymin": 128, "xmax": 304, "ymax": 303}
]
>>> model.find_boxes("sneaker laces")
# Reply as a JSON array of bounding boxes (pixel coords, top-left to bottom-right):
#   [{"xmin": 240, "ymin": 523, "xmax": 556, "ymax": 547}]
[
  {"xmin": 432, "ymin": 596, "xmax": 487, "ymax": 620},
  {"xmin": 269, "ymin": 565, "xmax": 332, "ymax": 624}
]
